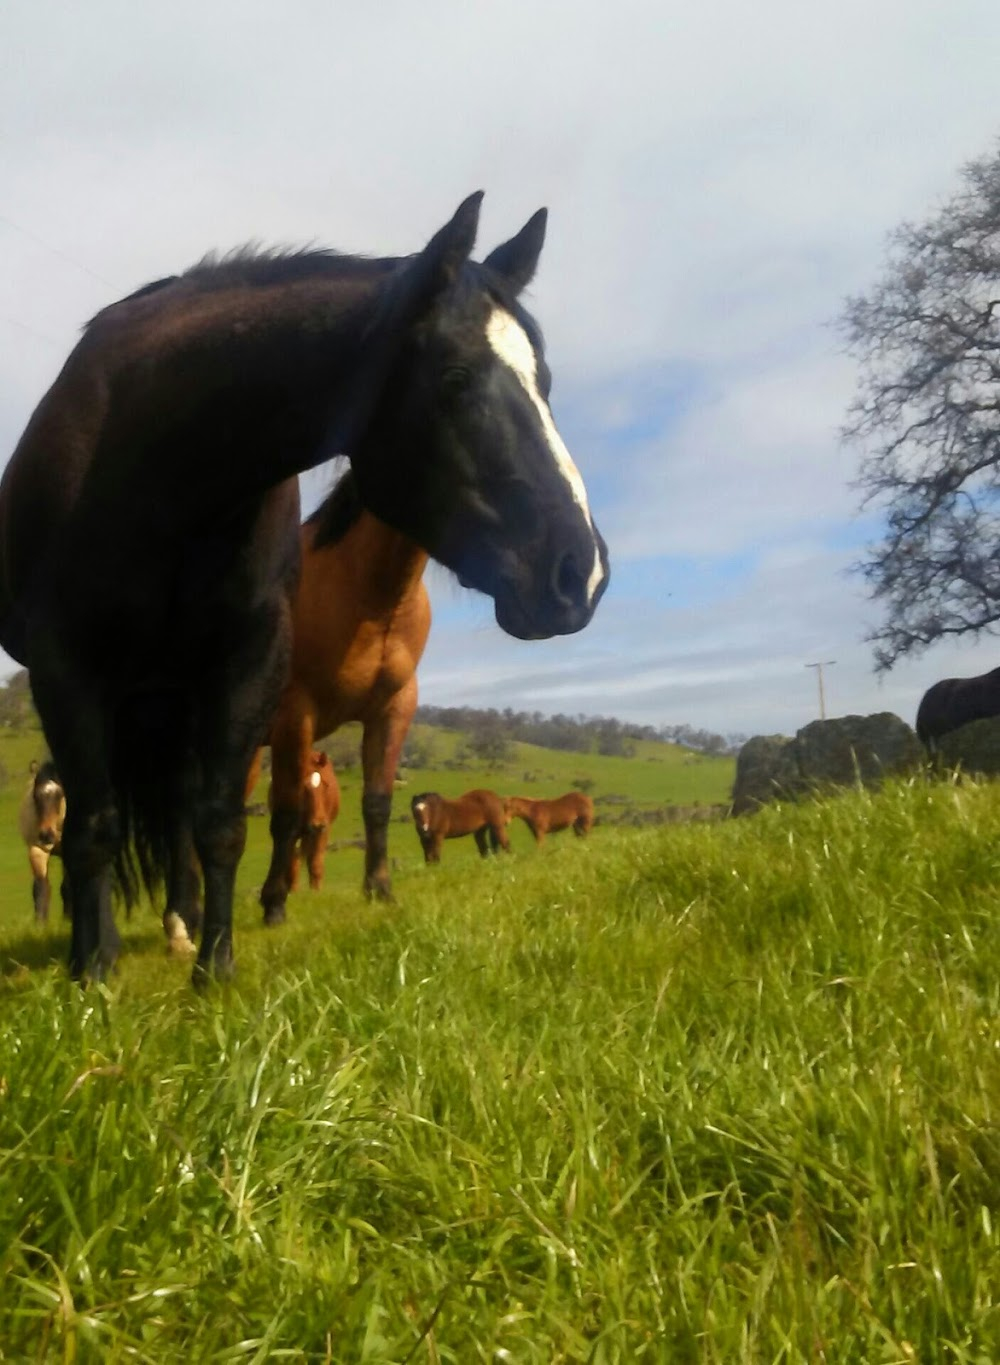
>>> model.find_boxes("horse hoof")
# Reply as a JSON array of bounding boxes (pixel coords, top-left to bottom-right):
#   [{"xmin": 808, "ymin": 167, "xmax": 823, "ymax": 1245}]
[
  {"xmin": 262, "ymin": 907, "xmax": 286, "ymax": 928},
  {"xmin": 163, "ymin": 912, "xmax": 196, "ymax": 956}
]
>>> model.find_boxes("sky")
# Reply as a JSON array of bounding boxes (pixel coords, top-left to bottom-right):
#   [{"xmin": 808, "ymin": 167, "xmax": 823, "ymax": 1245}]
[{"xmin": 3, "ymin": 0, "xmax": 1000, "ymax": 739}]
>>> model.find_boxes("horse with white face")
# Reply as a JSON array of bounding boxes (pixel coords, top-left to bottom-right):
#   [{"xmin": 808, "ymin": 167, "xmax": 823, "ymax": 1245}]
[
  {"xmin": 19, "ymin": 760, "xmax": 67, "ymax": 923},
  {"xmin": 0, "ymin": 192, "xmax": 608, "ymax": 983}
]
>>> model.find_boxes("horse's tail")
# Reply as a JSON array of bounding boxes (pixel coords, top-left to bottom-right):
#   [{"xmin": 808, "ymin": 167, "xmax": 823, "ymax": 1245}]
[{"xmin": 109, "ymin": 690, "xmax": 191, "ymax": 909}]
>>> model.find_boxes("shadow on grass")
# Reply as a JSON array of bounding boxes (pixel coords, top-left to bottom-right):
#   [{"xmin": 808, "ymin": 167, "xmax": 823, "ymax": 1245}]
[{"xmin": 0, "ymin": 923, "xmax": 168, "ymax": 982}]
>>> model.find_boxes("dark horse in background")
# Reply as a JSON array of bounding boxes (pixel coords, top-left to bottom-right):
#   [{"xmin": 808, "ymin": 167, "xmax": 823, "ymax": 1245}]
[
  {"xmin": 0, "ymin": 193, "xmax": 609, "ymax": 982},
  {"xmin": 916, "ymin": 665, "xmax": 1000, "ymax": 746}
]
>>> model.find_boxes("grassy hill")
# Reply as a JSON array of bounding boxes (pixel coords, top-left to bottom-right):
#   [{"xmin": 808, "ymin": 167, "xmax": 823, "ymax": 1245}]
[
  {"xmin": 306, "ymin": 720, "xmax": 735, "ymax": 834},
  {"xmin": 2, "ymin": 765, "xmax": 1000, "ymax": 1357}
]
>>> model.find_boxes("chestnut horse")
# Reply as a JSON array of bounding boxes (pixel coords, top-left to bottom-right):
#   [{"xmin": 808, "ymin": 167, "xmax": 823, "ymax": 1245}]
[
  {"xmin": 0, "ymin": 194, "xmax": 609, "ymax": 982},
  {"xmin": 411, "ymin": 790, "xmax": 510, "ymax": 863},
  {"xmin": 504, "ymin": 792, "xmax": 595, "ymax": 843},
  {"xmin": 259, "ymin": 472, "xmax": 430, "ymax": 923},
  {"xmin": 19, "ymin": 760, "xmax": 67, "ymax": 923},
  {"xmin": 282, "ymin": 750, "xmax": 341, "ymax": 893}
]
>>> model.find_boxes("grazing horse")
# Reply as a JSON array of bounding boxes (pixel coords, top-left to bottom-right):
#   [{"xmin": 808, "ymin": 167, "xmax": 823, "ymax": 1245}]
[
  {"xmin": 0, "ymin": 194, "xmax": 609, "ymax": 983},
  {"xmin": 259, "ymin": 472, "xmax": 430, "ymax": 924},
  {"xmin": 19, "ymin": 760, "xmax": 67, "ymax": 923},
  {"xmin": 411, "ymin": 790, "xmax": 510, "ymax": 863},
  {"xmin": 916, "ymin": 666, "xmax": 1000, "ymax": 746},
  {"xmin": 504, "ymin": 792, "xmax": 595, "ymax": 843}
]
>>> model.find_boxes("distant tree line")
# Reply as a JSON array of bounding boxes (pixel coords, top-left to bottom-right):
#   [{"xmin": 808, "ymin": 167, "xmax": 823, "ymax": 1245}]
[
  {"xmin": 0, "ymin": 669, "xmax": 36, "ymax": 733},
  {"xmin": 0, "ymin": 669, "xmax": 745, "ymax": 765},
  {"xmin": 413, "ymin": 706, "xmax": 745, "ymax": 759}
]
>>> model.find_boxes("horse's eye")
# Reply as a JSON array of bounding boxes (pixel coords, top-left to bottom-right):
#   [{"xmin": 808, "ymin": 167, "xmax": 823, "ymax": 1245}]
[{"xmin": 442, "ymin": 366, "xmax": 472, "ymax": 393}]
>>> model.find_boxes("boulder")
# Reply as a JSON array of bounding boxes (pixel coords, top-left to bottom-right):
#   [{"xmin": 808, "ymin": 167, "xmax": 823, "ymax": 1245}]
[
  {"xmin": 730, "ymin": 735, "xmax": 801, "ymax": 815},
  {"xmin": 732, "ymin": 712, "xmax": 923, "ymax": 815}
]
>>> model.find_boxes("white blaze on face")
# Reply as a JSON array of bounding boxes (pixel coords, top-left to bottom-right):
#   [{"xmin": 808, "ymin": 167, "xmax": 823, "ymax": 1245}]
[
  {"xmin": 414, "ymin": 799, "xmax": 429, "ymax": 832},
  {"xmin": 485, "ymin": 307, "xmax": 605, "ymax": 603},
  {"xmin": 309, "ymin": 770, "xmax": 322, "ymax": 789}
]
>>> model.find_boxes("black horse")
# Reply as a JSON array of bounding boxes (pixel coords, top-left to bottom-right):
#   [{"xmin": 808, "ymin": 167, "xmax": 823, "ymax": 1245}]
[
  {"xmin": 0, "ymin": 193, "xmax": 609, "ymax": 982},
  {"xmin": 916, "ymin": 665, "xmax": 1000, "ymax": 746}
]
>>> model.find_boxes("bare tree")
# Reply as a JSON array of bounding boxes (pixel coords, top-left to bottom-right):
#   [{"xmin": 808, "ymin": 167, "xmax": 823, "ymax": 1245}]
[{"xmin": 843, "ymin": 142, "xmax": 1000, "ymax": 669}]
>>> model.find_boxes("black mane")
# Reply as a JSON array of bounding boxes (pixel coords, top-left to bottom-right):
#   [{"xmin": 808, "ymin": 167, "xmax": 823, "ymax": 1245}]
[
  {"xmin": 183, "ymin": 244, "xmax": 399, "ymax": 291},
  {"xmin": 306, "ymin": 467, "xmax": 365, "ymax": 548},
  {"xmin": 89, "ymin": 247, "xmax": 402, "ymax": 328}
]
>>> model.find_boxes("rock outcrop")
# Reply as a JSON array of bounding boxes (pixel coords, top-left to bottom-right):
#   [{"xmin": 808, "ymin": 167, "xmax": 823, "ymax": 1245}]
[{"xmin": 731, "ymin": 713, "xmax": 924, "ymax": 815}]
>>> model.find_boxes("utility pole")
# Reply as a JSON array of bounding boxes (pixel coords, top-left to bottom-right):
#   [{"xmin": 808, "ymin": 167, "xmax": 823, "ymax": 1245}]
[{"xmin": 805, "ymin": 660, "xmax": 836, "ymax": 721}]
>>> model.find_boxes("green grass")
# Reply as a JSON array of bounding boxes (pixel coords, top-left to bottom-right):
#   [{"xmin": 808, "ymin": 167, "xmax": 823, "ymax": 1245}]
[{"xmin": 4, "ymin": 756, "xmax": 1000, "ymax": 1358}]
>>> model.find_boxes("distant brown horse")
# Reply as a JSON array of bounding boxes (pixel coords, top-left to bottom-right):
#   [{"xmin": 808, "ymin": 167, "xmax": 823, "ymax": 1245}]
[
  {"xmin": 282, "ymin": 750, "xmax": 341, "ymax": 893},
  {"xmin": 19, "ymin": 760, "xmax": 67, "ymax": 922},
  {"xmin": 258, "ymin": 473, "xmax": 430, "ymax": 923},
  {"xmin": 504, "ymin": 792, "xmax": 595, "ymax": 843},
  {"xmin": 411, "ymin": 790, "xmax": 510, "ymax": 863}
]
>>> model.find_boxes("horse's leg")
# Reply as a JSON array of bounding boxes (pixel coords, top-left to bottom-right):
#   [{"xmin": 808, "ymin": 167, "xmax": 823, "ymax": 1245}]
[
  {"xmin": 306, "ymin": 826, "xmax": 328, "ymax": 890},
  {"xmin": 492, "ymin": 822, "xmax": 511, "ymax": 854},
  {"xmin": 260, "ymin": 704, "xmax": 312, "ymax": 926},
  {"xmin": 31, "ymin": 664, "xmax": 121, "ymax": 980},
  {"xmin": 29, "ymin": 848, "xmax": 50, "ymax": 923},
  {"xmin": 193, "ymin": 609, "xmax": 290, "ymax": 983},
  {"xmin": 426, "ymin": 833, "xmax": 442, "ymax": 864},
  {"xmin": 360, "ymin": 688, "xmax": 414, "ymax": 900},
  {"xmin": 474, "ymin": 828, "xmax": 490, "ymax": 858},
  {"xmin": 60, "ymin": 863, "xmax": 72, "ymax": 920},
  {"xmin": 163, "ymin": 818, "xmax": 202, "ymax": 956}
]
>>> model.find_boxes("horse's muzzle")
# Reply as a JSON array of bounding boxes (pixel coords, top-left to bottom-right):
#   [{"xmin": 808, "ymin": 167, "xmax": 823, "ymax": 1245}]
[{"xmin": 493, "ymin": 548, "xmax": 609, "ymax": 640}]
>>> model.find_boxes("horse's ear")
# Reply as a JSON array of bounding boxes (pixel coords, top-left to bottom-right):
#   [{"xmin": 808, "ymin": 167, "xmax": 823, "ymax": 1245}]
[
  {"xmin": 29, "ymin": 759, "xmax": 38, "ymax": 775},
  {"xmin": 482, "ymin": 208, "xmax": 548, "ymax": 295},
  {"xmin": 404, "ymin": 192, "xmax": 484, "ymax": 312}
]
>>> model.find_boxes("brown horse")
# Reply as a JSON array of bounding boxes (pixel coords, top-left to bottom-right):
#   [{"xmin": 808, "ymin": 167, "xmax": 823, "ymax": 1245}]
[
  {"xmin": 283, "ymin": 751, "xmax": 341, "ymax": 893},
  {"xmin": 19, "ymin": 760, "xmax": 67, "ymax": 922},
  {"xmin": 257, "ymin": 472, "xmax": 430, "ymax": 923},
  {"xmin": 411, "ymin": 790, "xmax": 510, "ymax": 863},
  {"xmin": 504, "ymin": 792, "xmax": 595, "ymax": 843}
]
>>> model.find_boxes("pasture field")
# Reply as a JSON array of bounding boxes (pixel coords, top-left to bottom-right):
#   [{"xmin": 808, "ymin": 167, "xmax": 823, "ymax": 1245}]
[
  {"xmin": 312, "ymin": 721, "xmax": 736, "ymax": 829},
  {"xmin": 3, "ymin": 759, "xmax": 1000, "ymax": 1358}
]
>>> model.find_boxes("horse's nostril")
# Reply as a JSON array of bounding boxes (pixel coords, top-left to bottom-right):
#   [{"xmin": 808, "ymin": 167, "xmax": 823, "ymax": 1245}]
[{"xmin": 553, "ymin": 552, "xmax": 585, "ymax": 608}]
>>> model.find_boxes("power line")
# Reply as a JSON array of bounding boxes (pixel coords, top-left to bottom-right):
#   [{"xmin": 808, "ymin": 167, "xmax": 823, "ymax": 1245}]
[
  {"xmin": 0, "ymin": 212, "xmax": 117, "ymax": 290},
  {"xmin": 0, "ymin": 313, "xmax": 67, "ymax": 349}
]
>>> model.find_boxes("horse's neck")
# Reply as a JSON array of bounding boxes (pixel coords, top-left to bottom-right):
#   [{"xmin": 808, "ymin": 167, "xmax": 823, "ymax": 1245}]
[
  {"xmin": 348, "ymin": 514, "xmax": 429, "ymax": 608},
  {"xmin": 150, "ymin": 269, "xmax": 399, "ymax": 486}
]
